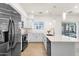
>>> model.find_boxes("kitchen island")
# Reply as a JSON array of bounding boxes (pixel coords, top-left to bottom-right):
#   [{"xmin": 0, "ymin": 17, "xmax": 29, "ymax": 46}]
[{"xmin": 44, "ymin": 34, "xmax": 79, "ymax": 56}]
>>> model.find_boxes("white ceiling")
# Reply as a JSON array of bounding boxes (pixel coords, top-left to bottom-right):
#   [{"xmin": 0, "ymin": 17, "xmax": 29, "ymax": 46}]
[{"xmin": 19, "ymin": 3, "xmax": 79, "ymax": 16}]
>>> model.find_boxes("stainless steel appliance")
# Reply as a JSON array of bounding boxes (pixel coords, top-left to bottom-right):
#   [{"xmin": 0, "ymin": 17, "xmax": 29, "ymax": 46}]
[
  {"xmin": 21, "ymin": 34, "xmax": 28, "ymax": 52},
  {"xmin": 0, "ymin": 3, "xmax": 21, "ymax": 56}
]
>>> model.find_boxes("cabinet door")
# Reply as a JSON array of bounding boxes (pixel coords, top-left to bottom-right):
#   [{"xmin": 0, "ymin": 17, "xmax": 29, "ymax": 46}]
[
  {"xmin": 51, "ymin": 42, "xmax": 75, "ymax": 56},
  {"xmin": 75, "ymin": 43, "xmax": 79, "ymax": 56},
  {"xmin": 24, "ymin": 20, "xmax": 32, "ymax": 28},
  {"xmin": 44, "ymin": 37, "xmax": 47, "ymax": 50}
]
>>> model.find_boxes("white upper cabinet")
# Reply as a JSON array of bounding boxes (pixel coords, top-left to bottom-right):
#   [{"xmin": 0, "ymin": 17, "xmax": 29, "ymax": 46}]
[{"xmin": 23, "ymin": 19, "xmax": 32, "ymax": 28}]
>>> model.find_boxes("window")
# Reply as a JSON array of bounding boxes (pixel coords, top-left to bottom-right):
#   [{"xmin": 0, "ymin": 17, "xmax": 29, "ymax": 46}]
[
  {"xmin": 33, "ymin": 21, "xmax": 44, "ymax": 30},
  {"xmin": 62, "ymin": 22, "xmax": 76, "ymax": 38}
]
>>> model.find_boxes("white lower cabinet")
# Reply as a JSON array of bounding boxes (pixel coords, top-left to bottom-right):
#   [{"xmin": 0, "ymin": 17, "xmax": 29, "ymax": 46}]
[
  {"xmin": 44, "ymin": 41, "xmax": 47, "ymax": 51},
  {"xmin": 51, "ymin": 42, "xmax": 75, "ymax": 56},
  {"xmin": 75, "ymin": 43, "xmax": 79, "ymax": 56},
  {"xmin": 42, "ymin": 35, "xmax": 47, "ymax": 51},
  {"xmin": 51, "ymin": 42, "xmax": 79, "ymax": 56},
  {"xmin": 44, "ymin": 38, "xmax": 47, "ymax": 51}
]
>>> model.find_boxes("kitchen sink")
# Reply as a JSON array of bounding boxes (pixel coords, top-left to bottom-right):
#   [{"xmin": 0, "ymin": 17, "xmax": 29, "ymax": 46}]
[{"xmin": 47, "ymin": 34, "xmax": 54, "ymax": 36}]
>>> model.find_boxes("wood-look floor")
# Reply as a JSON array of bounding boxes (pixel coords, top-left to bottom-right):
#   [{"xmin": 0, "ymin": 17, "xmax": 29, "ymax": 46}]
[{"xmin": 21, "ymin": 42, "xmax": 47, "ymax": 56}]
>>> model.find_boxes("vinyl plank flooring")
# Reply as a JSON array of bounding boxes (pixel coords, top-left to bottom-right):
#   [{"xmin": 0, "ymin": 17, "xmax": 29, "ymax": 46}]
[{"xmin": 21, "ymin": 42, "xmax": 47, "ymax": 56}]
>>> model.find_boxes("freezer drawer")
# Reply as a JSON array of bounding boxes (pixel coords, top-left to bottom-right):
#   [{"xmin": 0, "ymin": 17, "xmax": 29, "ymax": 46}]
[{"xmin": 0, "ymin": 42, "xmax": 8, "ymax": 53}]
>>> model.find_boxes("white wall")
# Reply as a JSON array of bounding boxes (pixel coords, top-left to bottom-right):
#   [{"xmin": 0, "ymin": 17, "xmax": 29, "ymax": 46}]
[
  {"xmin": 32, "ymin": 16, "xmax": 56, "ymax": 33},
  {"xmin": 24, "ymin": 15, "xmax": 62, "ymax": 34},
  {"xmin": 23, "ymin": 15, "xmax": 62, "ymax": 42}
]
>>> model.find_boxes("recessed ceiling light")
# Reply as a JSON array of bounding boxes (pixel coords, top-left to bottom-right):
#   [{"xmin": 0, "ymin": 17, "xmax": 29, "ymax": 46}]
[
  {"xmin": 74, "ymin": 5, "xmax": 78, "ymax": 8},
  {"xmin": 31, "ymin": 11, "xmax": 34, "ymax": 13},
  {"xmin": 46, "ymin": 10, "xmax": 49, "ymax": 13},
  {"xmin": 49, "ymin": 22, "xmax": 52, "ymax": 26},
  {"xmin": 63, "ymin": 12, "xmax": 66, "ymax": 20}
]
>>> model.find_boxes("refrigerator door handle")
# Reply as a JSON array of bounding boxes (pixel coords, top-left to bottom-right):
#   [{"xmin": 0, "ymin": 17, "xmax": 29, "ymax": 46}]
[
  {"xmin": 11, "ymin": 20, "xmax": 15, "ymax": 48},
  {"xmin": 8, "ymin": 19, "xmax": 12, "ymax": 49}
]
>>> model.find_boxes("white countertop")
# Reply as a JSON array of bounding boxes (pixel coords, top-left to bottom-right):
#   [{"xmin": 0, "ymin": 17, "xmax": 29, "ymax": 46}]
[
  {"xmin": 45, "ymin": 34, "xmax": 79, "ymax": 42},
  {"xmin": 21, "ymin": 28, "xmax": 32, "ymax": 35}
]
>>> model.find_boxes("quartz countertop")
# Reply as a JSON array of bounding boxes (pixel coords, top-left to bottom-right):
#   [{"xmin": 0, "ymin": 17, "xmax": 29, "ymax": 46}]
[{"xmin": 45, "ymin": 34, "xmax": 79, "ymax": 42}]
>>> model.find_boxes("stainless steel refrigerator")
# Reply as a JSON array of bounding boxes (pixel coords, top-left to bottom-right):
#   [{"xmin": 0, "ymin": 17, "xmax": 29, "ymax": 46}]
[{"xmin": 0, "ymin": 3, "xmax": 21, "ymax": 56}]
